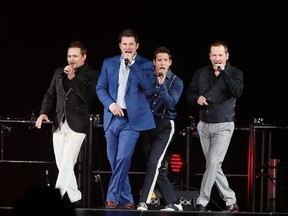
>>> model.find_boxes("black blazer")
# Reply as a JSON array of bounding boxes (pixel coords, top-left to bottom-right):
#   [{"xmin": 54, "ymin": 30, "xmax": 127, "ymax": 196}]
[{"xmin": 39, "ymin": 63, "xmax": 99, "ymax": 133}]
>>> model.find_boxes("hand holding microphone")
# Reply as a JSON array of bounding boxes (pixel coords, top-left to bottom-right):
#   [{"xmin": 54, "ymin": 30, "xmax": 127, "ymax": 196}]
[
  {"xmin": 157, "ymin": 69, "xmax": 165, "ymax": 84},
  {"xmin": 214, "ymin": 60, "xmax": 224, "ymax": 72},
  {"xmin": 58, "ymin": 66, "xmax": 70, "ymax": 79},
  {"xmin": 124, "ymin": 51, "xmax": 132, "ymax": 67},
  {"xmin": 58, "ymin": 65, "xmax": 76, "ymax": 79},
  {"xmin": 158, "ymin": 72, "xmax": 163, "ymax": 77},
  {"xmin": 216, "ymin": 65, "xmax": 223, "ymax": 72}
]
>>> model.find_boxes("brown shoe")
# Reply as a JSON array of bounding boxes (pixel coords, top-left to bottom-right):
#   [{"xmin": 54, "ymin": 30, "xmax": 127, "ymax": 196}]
[
  {"xmin": 105, "ymin": 201, "xmax": 119, "ymax": 209},
  {"xmin": 124, "ymin": 203, "xmax": 135, "ymax": 209}
]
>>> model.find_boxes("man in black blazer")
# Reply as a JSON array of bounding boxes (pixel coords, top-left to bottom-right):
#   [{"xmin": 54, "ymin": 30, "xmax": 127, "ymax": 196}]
[{"xmin": 35, "ymin": 40, "xmax": 99, "ymax": 205}]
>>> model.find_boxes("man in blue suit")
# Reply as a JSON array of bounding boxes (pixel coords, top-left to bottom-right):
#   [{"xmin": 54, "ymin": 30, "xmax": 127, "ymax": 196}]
[{"xmin": 96, "ymin": 29, "xmax": 156, "ymax": 209}]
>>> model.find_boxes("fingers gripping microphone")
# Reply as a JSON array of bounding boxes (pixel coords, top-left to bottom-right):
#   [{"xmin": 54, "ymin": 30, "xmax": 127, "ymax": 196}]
[
  {"xmin": 124, "ymin": 51, "xmax": 131, "ymax": 67},
  {"xmin": 124, "ymin": 58, "xmax": 129, "ymax": 67},
  {"xmin": 158, "ymin": 68, "xmax": 164, "ymax": 77},
  {"xmin": 217, "ymin": 66, "xmax": 223, "ymax": 72}
]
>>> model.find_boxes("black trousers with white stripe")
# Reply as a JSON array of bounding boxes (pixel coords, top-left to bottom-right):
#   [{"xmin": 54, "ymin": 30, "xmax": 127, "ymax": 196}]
[{"xmin": 138, "ymin": 117, "xmax": 178, "ymax": 205}]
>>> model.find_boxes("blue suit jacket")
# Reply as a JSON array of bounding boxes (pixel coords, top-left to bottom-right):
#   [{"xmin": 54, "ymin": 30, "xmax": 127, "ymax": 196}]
[{"xmin": 96, "ymin": 54, "xmax": 156, "ymax": 131}]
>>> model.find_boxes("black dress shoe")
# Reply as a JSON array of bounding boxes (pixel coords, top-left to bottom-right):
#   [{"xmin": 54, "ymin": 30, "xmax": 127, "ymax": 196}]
[
  {"xmin": 225, "ymin": 203, "xmax": 239, "ymax": 212},
  {"xmin": 196, "ymin": 204, "xmax": 207, "ymax": 211},
  {"xmin": 72, "ymin": 200, "xmax": 82, "ymax": 208}
]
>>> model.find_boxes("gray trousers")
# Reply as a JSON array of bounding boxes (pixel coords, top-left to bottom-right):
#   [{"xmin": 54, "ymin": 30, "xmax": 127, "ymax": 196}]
[{"xmin": 196, "ymin": 121, "xmax": 237, "ymax": 207}]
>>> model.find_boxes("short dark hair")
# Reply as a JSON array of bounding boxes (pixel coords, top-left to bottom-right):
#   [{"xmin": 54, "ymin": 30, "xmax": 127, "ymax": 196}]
[
  {"xmin": 153, "ymin": 46, "xmax": 172, "ymax": 60},
  {"xmin": 210, "ymin": 40, "xmax": 228, "ymax": 53},
  {"xmin": 68, "ymin": 40, "xmax": 87, "ymax": 56},
  {"xmin": 118, "ymin": 29, "xmax": 139, "ymax": 43}
]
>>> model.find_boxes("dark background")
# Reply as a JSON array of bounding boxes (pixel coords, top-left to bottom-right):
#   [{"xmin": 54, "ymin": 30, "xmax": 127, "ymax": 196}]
[
  {"xmin": 0, "ymin": 1, "xmax": 287, "ymax": 212},
  {"xmin": 1, "ymin": 1, "xmax": 287, "ymax": 128}
]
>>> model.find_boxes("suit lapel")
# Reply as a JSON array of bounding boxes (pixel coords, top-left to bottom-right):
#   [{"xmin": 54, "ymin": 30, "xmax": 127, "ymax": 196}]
[{"xmin": 111, "ymin": 57, "xmax": 120, "ymax": 100}]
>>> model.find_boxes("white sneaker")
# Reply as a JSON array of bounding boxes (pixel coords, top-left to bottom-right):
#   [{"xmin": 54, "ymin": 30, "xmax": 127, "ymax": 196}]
[
  {"xmin": 137, "ymin": 202, "xmax": 148, "ymax": 211},
  {"xmin": 161, "ymin": 203, "xmax": 183, "ymax": 211}
]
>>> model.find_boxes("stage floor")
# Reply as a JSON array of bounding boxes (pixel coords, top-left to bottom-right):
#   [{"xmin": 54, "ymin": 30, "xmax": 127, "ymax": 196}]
[{"xmin": 1, "ymin": 207, "xmax": 288, "ymax": 216}]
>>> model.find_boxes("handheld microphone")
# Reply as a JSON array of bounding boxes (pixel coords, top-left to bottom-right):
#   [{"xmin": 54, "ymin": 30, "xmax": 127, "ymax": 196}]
[
  {"xmin": 58, "ymin": 70, "xmax": 68, "ymax": 79},
  {"xmin": 217, "ymin": 66, "xmax": 223, "ymax": 72},
  {"xmin": 124, "ymin": 58, "xmax": 129, "ymax": 67},
  {"xmin": 124, "ymin": 51, "xmax": 131, "ymax": 67},
  {"xmin": 158, "ymin": 72, "xmax": 163, "ymax": 77}
]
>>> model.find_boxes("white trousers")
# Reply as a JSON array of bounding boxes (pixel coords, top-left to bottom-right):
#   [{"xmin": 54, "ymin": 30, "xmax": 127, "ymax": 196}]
[{"xmin": 53, "ymin": 120, "xmax": 86, "ymax": 203}]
